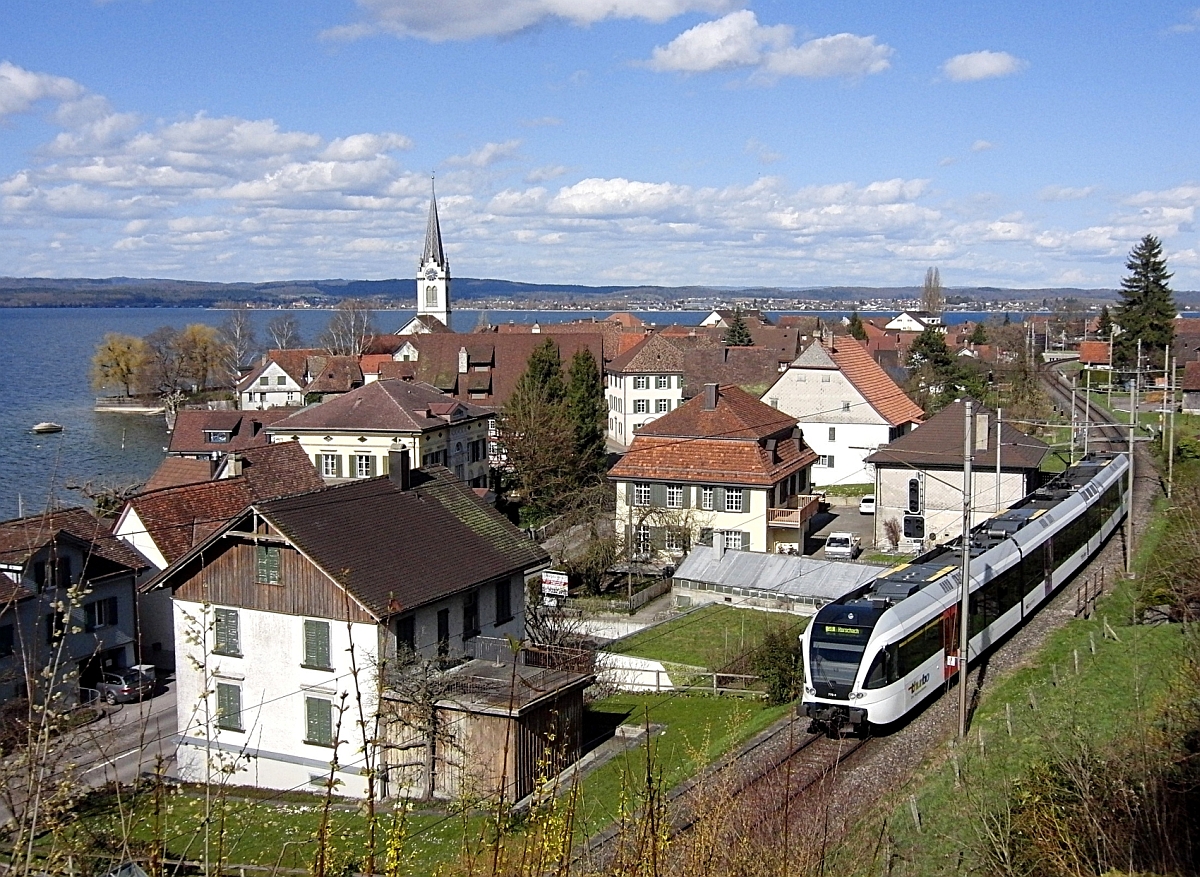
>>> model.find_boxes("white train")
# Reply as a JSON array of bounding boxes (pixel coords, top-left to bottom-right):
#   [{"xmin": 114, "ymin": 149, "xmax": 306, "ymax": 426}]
[{"xmin": 801, "ymin": 453, "xmax": 1129, "ymax": 736}]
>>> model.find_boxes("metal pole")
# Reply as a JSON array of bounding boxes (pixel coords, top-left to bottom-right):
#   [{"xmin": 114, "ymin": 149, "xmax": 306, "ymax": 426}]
[
  {"xmin": 1125, "ymin": 342, "xmax": 1138, "ymax": 575},
  {"xmin": 1070, "ymin": 375, "xmax": 1078, "ymax": 464},
  {"xmin": 1168, "ymin": 352, "xmax": 1176, "ymax": 499},
  {"xmin": 1084, "ymin": 368, "xmax": 1091, "ymax": 455},
  {"xmin": 1108, "ymin": 325, "xmax": 1115, "ymax": 410},
  {"xmin": 995, "ymin": 407, "xmax": 1002, "ymax": 513},
  {"xmin": 959, "ymin": 401, "xmax": 973, "ymax": 739}
]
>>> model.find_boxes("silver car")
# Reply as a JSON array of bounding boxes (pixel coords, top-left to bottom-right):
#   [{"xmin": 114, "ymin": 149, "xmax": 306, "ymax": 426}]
[{"xmin": 95, "ymin": 668, "xmax": 155, "ymax": 705}]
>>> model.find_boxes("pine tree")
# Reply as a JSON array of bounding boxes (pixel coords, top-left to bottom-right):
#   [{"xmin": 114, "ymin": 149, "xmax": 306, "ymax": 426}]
[
  {"xmin": 1096, "ymin": 305, "xmax": 1113, "ymax": 338},
  {"xmin": 847, "ymin": 309, "xmax": 868, "ymax": 341},
  {"xmin": 1114, "ymin": 235, "xmax": 1175, "ymax": 368},
  {"xmin": 723, "ymin": 307, "xmax": 754, "ymax": 346},
  {"xmin": 968, "ymin": 323, "xmax": 987, "ymax": 346},
  {"xmin": 565, "ymin": 347, "xmax": 608, "ymax": 487}
]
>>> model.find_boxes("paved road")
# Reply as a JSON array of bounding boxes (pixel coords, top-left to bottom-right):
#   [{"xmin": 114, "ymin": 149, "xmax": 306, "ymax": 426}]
[
  {"xmin": 807, "ymin": 500, "xmax": 877, "ymax": 556},
  {"xmin": 74, "ymin": 683, "xmax": 178, "ymax": 786}
]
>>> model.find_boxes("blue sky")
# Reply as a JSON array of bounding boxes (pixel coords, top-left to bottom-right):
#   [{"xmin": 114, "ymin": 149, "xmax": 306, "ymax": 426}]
[{"xmin": 2, "ymin": 1, "xmax": 1199, "ymax": 289}]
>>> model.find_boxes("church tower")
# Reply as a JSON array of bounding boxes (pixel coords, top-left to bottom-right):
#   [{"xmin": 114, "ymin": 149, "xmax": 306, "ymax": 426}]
[{"xmin": 415, "ymin": 182, "xmax": 451, "ymax": 329}]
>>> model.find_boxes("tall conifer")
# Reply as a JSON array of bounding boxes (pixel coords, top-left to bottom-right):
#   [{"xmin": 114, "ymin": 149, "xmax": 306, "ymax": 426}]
[{"xmin": 1114, "ymin": 235, "xmax": 1175, "ymax": 368}]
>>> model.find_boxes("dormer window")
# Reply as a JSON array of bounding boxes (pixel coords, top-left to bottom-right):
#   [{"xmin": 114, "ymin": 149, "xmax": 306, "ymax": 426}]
[{"xmin": 205, "ymin": 430, "xmax": 231, "ymax": 444}]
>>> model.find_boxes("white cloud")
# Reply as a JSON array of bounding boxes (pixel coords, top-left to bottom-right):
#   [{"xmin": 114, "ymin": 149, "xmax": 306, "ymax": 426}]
[
  {"xmin": 445, "ymin": 139, "xmax": 521, "ymax": 167},
  {"xmin": 1039, "ymin": 185, "xmax": 1096, "ymax": 202},
  {"xmin": 970, "ymin": 139, "xmax": 994, "ymax": 152},
  {"xmin": 1168, "ymin": 8, "xmax": 1200, "ymax": 33},
  {"xmin": 321, "ymin": 133, "xmax": 412, "ymax": 160},
  {"xmin": 325, "ymin": 0, "xmax": 736, "ymax": 42},
  {"xmin": 744, "ymin": 138, "xmax": 781, "ymax": 164},
  {"xmin": 525, "ymin": 164, "xmax": 569, "ymax": 183},
  {"xmin": 647, "ymin": 11, "xmax": 891, "ymax": 80},
  {"xmin": 0, "ymin": 61, "xmax": 84, "ymax": 118},
  {"xmin": 942, "ymin": 50, "xmax": 1027, "ymax": 82}
]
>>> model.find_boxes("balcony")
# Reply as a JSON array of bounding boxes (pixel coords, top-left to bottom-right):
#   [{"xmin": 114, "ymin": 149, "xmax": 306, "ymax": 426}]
[{"xmin": 767, "ymin": 494, "xmax": 822, "ymax": 529}]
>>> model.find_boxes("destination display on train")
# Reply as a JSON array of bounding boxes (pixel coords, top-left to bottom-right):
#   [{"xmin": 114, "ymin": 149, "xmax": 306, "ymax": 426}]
[{"xmin": 815, "ymin": 622, "xmax": 873, "ymax": 644}]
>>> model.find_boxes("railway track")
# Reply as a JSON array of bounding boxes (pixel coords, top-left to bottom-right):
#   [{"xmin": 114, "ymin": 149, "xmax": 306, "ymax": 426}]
[{"xmin": 1040, "ymin": 364, "xmax": 1129, "ymax": 449}]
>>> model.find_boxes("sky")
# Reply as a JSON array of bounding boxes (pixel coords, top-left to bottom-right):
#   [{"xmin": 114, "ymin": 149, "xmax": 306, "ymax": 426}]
[{"xmin": 2, "ymin": 1, "xmax": 1200, "ymax": 290}]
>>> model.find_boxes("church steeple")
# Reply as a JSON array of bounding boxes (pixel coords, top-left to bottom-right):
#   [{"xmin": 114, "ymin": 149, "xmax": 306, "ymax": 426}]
[{"xmin": 415, "ymin": 178, "xmax": 451, "ymax": 329}]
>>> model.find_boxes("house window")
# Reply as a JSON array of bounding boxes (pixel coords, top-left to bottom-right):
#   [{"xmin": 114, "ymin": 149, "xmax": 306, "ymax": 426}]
[
  {"xmin": 214, "ymin": 608, "xmax": 241, "ymax": 656},
  {"xmin": 818, "ymin": 455, "xmax": 835, "ymax": 468},
  {"xmin": 828, "ymin": 427, "xmax": 836, "ymax": 442},
  {"xmin": 256, "ymin": 546, "xmax": 281, "ymax": 584},
  {"xmin": 821, "ymin": 375, "xmax": 831, "ymax": 383},
  {"xmin": 720, "ymin": 530, "xmax": 749, "ymax": 550},
  {"xmin": 494, "ymin": 580, "xmax": 512, "ymax": 625},
  {"xmin": 305, "ymin": 696, "xmax": 334, "ymax": 746},
  {"xmin": 204, "ymin": 430, "xmax": 231, "ymax": 444},
  {"xmin": 700, "ymin": 487, "xmax": 714, "ymax": 511},
  {"xmin": 666, "ymin": 484, "xmax": 683, "ymax": 509},
  {"xmin": 842, "ymin": 401, "xmax": 851, "ymax": 412},
  {"xmin": 259, "ymin": 376, "xmax": 269, "ymax": 386},
  {"xmin": 276, "ymin": 376, "xmax": 286, "ymax": 385},
  {"xmin": 634, "ymin": 524, "xmax": 651, "ymax": 556},
  {"xmin": 769, "ymin": 397, "xmax": 779, "ymax": 408},
  {"xmin": 634, "ymin": 376, "xmax": 649, "ymax": 390},
  {"xmin": 320, "ymin": 453, "xmax": 340, "ymax": 478},
  {"xmin": 656, "ymin": 398, "xmax": 670, "ymax": 413},
  {"xmin": 634, "ymin": 399, "xmax": 648, "ymax": 414},
  {"xmin": 463, "ymin": 590, "xmax": 480, "ymax": 640},
  {"xmin": 355, "ymin": 454, "xmax": 375, "ymax": 478},
  {"xmin": 633, "ymin": 483, "xmax": 651, "ymax": 507},
  {"xmin": 303, "ymin": 620, "xmax": 332, "ymax": 670},
  {"xmin": 396, "ymin": 616, "xmax": 415, "ymax": 654},
  {"xmin": 0, "ymin": 624, "xmax": 13, "ymax": 658},
  {"xmin": 655, "ymin": 375, "xmax": 669, "ymax": 389},
  {"xmin": 665, "ymin": 529, "xmax": 687, "ymax": 552},
  {"xmin": 45, "ymin": 611, "xmax": 65, "ymax": 645},
  {"xmin": 84, "ymin": 597, "xmax": 118, "ymax": 632},
  {"xmin": 724, "ymin": 489, "xmax": 744, "ymax": 513},
  {"xmin": 216, "ymin": 682, "xmax": 242, "ymax": 731}
]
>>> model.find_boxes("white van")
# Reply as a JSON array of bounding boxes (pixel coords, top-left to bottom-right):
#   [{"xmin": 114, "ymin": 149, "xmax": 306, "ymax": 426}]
[{"xmin": 858, "ymin": 494, "xmax": 876, "ymax": 515}]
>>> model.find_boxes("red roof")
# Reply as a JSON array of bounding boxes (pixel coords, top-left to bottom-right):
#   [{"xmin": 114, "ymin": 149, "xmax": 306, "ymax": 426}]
[
  {"xmin": 825, "ymin": 338, "xmax": 924, "ymax": 426},
  {"xmin": 1078, "ymin": 340, "xmax": 1112, "ymax": 365},
  {"xmin": 168, "ymin": 409, "xmax": 292, "ymax": 456},
  {"xmin": 1183, "ymin": 360, "xmax": 1200, "ymax": 392}
]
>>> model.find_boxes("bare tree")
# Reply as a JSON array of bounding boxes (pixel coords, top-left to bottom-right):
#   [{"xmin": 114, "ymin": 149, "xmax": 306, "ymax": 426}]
[
  {"xmin": 377, "ymin": 652, "xmax": 464, "ymax": 803},
  {"xmin": 921, "ymin": 266, "xmax": 945, "ymax": 315},
  {"xmin": 218, "ymin": 306, "xmax": 258, "ymax": 387},
  {"xmin": 142, "ymin": 326, "xmax": 183, "ymax": 393},
  {"xmin": 265, "ymin": 312, "xmax": 302, "ymax": 350},
  {"xmin": 319, "ymin": 299, "xmax": 376, "ymax": 356}
]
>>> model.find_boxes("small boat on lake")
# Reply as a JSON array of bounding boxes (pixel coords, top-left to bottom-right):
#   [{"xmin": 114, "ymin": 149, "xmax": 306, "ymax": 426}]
[{"xmin": 31, "ymin": 422, "xmax": 64, "ymax": 434}]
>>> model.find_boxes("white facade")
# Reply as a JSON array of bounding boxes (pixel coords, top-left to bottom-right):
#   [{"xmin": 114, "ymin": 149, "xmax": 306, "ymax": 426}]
[
  {"xmin": 605, "ymin": 372, "xmax": 684, "ymax": 448},
  {"xmin": 763, "ymin": 359, "xmax": 913, "ymax": 488},
  {"xmin": 239, "ymin": 361, "xmax": 304, "ymax": 410},
  {"xmin": 884, "ymin": 312, "xmax": 943, "ymax": 332},
  {"xmin": 173, "ymin": 600, "xmax": 382, "ymax": 797}
]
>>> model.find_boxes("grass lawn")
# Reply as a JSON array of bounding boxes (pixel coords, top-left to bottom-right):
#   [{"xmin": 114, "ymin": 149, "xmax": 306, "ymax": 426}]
[
  {"xmin": 822, "ymin": 483, "xmax": 874, "ymax": 497},
  {"xmin": 609, "ymin": 604, "xmax": 807, "ymax": 669},
  {"xmin": 573, "ymin": 693, "xmax": 791, "ymax": 840},
  {"xmin": 861, "ymin": 492, "xmax": 1189, "ymax": 877}
]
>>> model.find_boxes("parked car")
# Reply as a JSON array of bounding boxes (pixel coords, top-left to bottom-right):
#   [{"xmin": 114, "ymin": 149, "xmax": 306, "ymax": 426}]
[
  {"xmin": 95, "ymin": 667, "xmax": 155, "ymax": 705},
  {"xmin": 858, "ymin": 494, "xmax": 876, "ymax": 515},
  {"xmin": 823, "ymin": 532, "xmax": 861, "ymax": 560}
]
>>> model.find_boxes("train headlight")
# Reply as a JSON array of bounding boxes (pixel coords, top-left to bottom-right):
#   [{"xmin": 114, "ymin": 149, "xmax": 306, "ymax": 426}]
[
  {"xmin": 803, "ymin": 685, "xmax": 816, "ymax": 696},
  {"xmin": 850, "ymin": 691, "xmax": 865, "ymax": 700}
]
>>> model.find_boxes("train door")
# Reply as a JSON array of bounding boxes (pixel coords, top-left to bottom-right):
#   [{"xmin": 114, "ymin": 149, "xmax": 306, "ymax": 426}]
[
  {"xmin": 941, "ymin": 605, "xmax": 959, "ymax": 681},
  {"xmin": 1043, "ymin": 539, "xmax": 1055, "ymax": 598}
]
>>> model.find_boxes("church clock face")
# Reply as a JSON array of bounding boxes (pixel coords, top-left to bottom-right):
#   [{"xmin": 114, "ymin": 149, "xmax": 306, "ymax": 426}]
[{"xmin": 424, "ymin": 267, "xmax": 439, "ymax": 281}]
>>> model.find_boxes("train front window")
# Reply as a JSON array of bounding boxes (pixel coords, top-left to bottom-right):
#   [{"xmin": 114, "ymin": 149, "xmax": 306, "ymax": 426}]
[
  {"xmin": 811, "ymin": 643, "xmax": 865, "ymax": 685},
  {"xmin": 808, "ymin": 604, "xmax": 881, "ymax": 689}
]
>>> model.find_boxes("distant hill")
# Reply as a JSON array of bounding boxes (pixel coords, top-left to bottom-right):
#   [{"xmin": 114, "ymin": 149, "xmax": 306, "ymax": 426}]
[{"xmin": 1, "ymin": 275, "xmax": 1196, "ymax": 309}]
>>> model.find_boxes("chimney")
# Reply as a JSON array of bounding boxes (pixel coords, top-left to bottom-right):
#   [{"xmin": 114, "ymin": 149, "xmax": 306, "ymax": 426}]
[
  {"xmin": 714, "ymin": 536, "xmax": 724, "ymax": 560},
  {"xmin": 209, "ymin": 450, "xmax": 221, "ymax": 479},
  {"xmin": 703, "ymin": 383, "xmax": 719, "ymax": 411},
  {"xmin": 976, "ymin": 413, "xmax": 989, "ymax": 451},
  {"xmin": 389, "ymin": 447, "xmax": 412, "ymax": 490},
  {"xmin": 226, "ymin": 452, "xmax": 243, "ymax": 478},
  {"xmin": 458, "ymin": 347, "xmax": 469, "ymax": 374}
]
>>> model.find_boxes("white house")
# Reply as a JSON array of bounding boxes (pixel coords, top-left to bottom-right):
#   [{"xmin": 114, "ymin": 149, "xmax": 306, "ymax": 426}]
[
  {"xmin": 604, "ymin": 333, "xmax": 686, "ymax": 448},
  {"xmin": 266, "ymin": 379, "xmax": 493, "ymax": 488},
  {"xmin": 762, "ymin": 338, "xmax": 924, "ymax": 488},
  {"xmin": 884, "ymin": 311, "xmax": 943, "ymax": 333},
  {"xmin": 608, "ymin": 383, "xmax": 820, "ymax": 558},
  {"xmin": 151, "ymin": 456, "xmax": 549, "ymax": 798},
  {"xmin": 237, "ymin": 358, "xmax": 306, "ymax": 410}
]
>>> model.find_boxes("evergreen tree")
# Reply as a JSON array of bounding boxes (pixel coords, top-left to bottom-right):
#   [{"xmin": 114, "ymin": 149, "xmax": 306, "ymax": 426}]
[
  {"xmin": 1114, "ymin": 235, "xmax": 1176, "ymax": 368},
  {"xmin": 968, "ymin": 322, "xmax": 988, "ymax": 346},
  {"xmin": 723, "ymin": 307, "xmax": 754, "ymax": 346},
  {"xmin": 1096, "ymin": 305, "xmax": 1113, "ymax": 338},
  {"xmin": 847, "ymin": 309, "xmax": 868, "ymax": 341},
  {"xmin": 565, "ymin": 347, "xmax": 608, "ymax": 486},
  {"xmin": 907, "ymin": 326, "xmax": 954, "ymax": 372}
]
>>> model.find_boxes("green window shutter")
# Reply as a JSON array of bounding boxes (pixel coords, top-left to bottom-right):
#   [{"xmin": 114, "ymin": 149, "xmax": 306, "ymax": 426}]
[
  {"xmin": 381, "ymin": 453, "xmax": 389, "ymax": 475},
  {"xmin": 215, "ymin": 609, "xmax": 239, "ymax": 655},
  {"xmin": 306, "ymin": 697, "xmax": 332, "ymax": 745},
  {"xmin": 714, "ymin": 487, "xmax": 726, "ymax": 509},
  {"xmin": 625, "ymin": 482, "xmax": 632, "ymax": 505},
  {"xmin": 682, "ymin": 486, "xmax": 691, "ymax": 509},
  {"xmin": 217, "ymin": 683, "xmax": 241, "ymax": 730},
  {"xmin": 368, "ymin": 455, "xmax": 377, "ymax": 477},
  {"xmin": 650, "ymin": 527, "xmax": 666, "ymax": 550},
  {"xmin": 336, "ymin": 455, "xmax": 345, "ymax": 478},
  {"xmin": 740, "ymin": 531, "xmax": 750, "ymax": 550},
  {"xmin": 650, "ymin": 483, "xmax": 667, "ymax": 507},
  {"xmin": 256, "ymin": 547, "xmax": 281, "ymax": 584},
  {"xmin": 313, "ymin": 454, "xmax": 320, "ymax": 471},
  {"xmin": 304, "ymin": 620, "xmax": 331, "ymax": 668}
]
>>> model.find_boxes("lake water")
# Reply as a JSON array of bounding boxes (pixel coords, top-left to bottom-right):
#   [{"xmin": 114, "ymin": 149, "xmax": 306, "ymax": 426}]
[{"xmin": 0, "ymin": 305, "xmax": 1013, "ymax": 518}]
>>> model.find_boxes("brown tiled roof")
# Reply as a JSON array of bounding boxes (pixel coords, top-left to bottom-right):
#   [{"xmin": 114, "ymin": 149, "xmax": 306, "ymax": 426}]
[
  {"xmin": 304, "ymin": 355, "xmax": 364, "ymax": 393},
  {"xmin": 634, "ymin": 384, "xmax": 797, "ymax": 441},
  {"xmin": 607, "ymin": 333, "xmax": 685, "ymax": 374},
  {"xmin": 775, "ymin": 315, "xmax": 822, "ymax": 334},
  {"xmin": 1183, "ymin": 361, "xmax": 1200, "ymax": 393},
  {"xmin": 1078, "ymin": 340, "xmax": 1112, "ymax": 366},
  {"xmin": 267, "ymin": 380, "xmax": 488, "ymax": 433},
  {"xmin": 397, "ymin": 315, "xmax": 451, "ymax": 334},
  {"xmin": 162, "ymin": 469, "xmax": 548, "ymax": 618},
  {"xmin": 0, "ymin": 507, "xmax": 147, "ymax": 583},
  {"xmin": 394, "ymin": 332, "xmax": 606, "ymax": 411},
  {"xmin": 168, "ymin": 409, "xmax": 292, "ymax": 456},
  {"xmin": 359, "ymin": 354, "xmax": 395, "ymax": 376},
  {"xmin": 681, "ymin": 345, "xmax": 790, "ymax": 398},
  {"xmin": 144, "ymin": 457, "xmax": 213, "ymax": 492},
  {"xmin": 865, "ymin": 399, "xmax": 1048, "ymax": 470},
  {"xmin": 128, "ymin": 443, "xmax": 323, "ymax": 568},
  {"xmin": 609, "ymin": 434, "xmax": 816, "ymax": 486},
  {"xmin": 824, "ymin": 339, "xmax": 924, "ymax": 426},
  {"xmin": 606, "ymin": 312, "xmax": 646, "ymax": 328}
]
